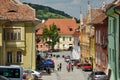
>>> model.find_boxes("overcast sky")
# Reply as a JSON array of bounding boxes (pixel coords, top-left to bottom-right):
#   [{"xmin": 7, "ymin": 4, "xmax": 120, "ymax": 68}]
[{"xmin": 21, "ymin": 0, "xmax": 113, "ymax": 19}]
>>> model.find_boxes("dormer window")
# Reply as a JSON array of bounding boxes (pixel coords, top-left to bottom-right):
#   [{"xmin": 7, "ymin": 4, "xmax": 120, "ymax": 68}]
[
  {"xmin": 69, "ymin": 28, "xmax": 73, "ymax": 31},
  {"xmin": 58, "ymin": 28, "xmax": 60, "ymax": 31},
  {"xmin": 8, "ymin": 10, "xmax": 16, "ymax": 12},
  {"xmin": 8, "ymin": 4, "xmax": 18, "ymax": 12}
]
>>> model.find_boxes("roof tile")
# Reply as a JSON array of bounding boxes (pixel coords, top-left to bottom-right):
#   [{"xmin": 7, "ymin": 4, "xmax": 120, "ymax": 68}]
[
  {"xmin": 36, "ymin": 18, "xmax": 78, "ymax": 35},
  {"xmin": 0, "ymin": 0, "xmax": 36, "ymax": 21}
]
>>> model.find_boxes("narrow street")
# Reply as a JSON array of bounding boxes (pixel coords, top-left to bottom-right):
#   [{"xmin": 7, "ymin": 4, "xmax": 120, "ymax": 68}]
[{"xmin": 41, "ymin": 51, "xmax": 91, "ymax": 80}]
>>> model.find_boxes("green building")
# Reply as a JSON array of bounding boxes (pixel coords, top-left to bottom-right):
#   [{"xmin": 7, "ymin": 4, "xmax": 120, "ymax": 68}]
[{"xmin": 105, "ymin": 3, "xmax": 120, "ymax": 80}]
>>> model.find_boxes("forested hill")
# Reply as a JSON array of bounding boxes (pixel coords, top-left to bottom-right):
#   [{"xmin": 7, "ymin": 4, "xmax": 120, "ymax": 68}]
[{"xmin": 24, "ymin": 3, "xmax": 73, "ymax": 20}]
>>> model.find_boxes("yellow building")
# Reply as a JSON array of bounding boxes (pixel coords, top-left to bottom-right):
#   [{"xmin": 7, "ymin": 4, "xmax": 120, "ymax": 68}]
[
  {"xmin": 0, "ymin": 0, "xmax": 39, "ymax": 70},
  {"xmin": 80, "ymin": 21, "xmax": 91, "ymax": 63},
  {"xmin": 89, "ymin": 27, "xmax": 95, "ymax": 69}
]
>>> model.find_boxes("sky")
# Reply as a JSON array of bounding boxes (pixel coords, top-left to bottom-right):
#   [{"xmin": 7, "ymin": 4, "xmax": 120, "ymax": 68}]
[{"xmin": 21, "ymin": 0, "xmax": 113, "ymax": 19}]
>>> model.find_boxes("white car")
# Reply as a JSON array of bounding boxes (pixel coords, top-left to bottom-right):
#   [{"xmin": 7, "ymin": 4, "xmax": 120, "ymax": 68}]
[{"xmin": 23, "ymin": 69, "xmax": 42, "ymax": 79}]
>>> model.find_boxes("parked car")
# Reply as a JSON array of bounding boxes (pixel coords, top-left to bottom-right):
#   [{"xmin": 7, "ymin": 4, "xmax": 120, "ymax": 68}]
[
  {"xmin": 81, "ymin": 63, "xmax": 92, "ymax": 71},
  {"xmin": 88, "ymin": 71, "xmax": 108, "ymax": 80},
  {"xmin": 22, "ymin": 69, "xmax": 42, "ymax": 79},
  {"xmin": 0, "ymin": 75, "xmax": 9, "ymax": 80},
  {"xmin": 70, "ymin": 59, "xmax": 80, "ymax": 66}
]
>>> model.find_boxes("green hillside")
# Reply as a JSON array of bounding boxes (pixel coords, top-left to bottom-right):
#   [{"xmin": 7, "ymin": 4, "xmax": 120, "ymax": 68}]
[{"xmin": 24, "ymin": 3, "xmax": 73, "ymax": 20}]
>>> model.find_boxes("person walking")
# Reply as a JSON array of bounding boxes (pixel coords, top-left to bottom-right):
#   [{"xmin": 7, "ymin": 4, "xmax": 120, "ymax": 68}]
[
  {"xmin": 71, "ymin": 62, "xmax": 74, "ymax": 71},
  {"xmin": 67, "ymin": 62, "xmax": 71, "ymax": 72},
  {"xmin": 59, "ymin": 63, "xmax": 62, "ymax": 71},
  {"xmin": 57, "ymin": 64, "xmax": 59, "ymax": 71}
]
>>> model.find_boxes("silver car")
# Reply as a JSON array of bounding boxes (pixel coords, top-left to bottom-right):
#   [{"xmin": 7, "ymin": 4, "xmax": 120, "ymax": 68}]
[{"xmin": 88, "ymin": 71, "xmax": 108, "ymax": 80}]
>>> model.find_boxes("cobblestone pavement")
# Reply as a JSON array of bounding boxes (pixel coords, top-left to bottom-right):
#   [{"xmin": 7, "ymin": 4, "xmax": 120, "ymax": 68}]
[{"xmin": 40, "ymin": 51, "xmax": 91, "ymax": 80}]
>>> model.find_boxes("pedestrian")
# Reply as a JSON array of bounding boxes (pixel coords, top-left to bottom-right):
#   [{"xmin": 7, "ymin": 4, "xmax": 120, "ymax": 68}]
[
  {"xmin": 57, "ymin": 64, "xmax": 59, "ymax": 71},
  {"xmin": 67, "ymin": 62, "xmax": 71, "ymax": 72},
  {"xmin": 71, "ymin": 62, "xmax": 74, "ymax": 71},
  {"xmin": 59, "ymin": 63, "xmax": 62, "ymax": 71}
]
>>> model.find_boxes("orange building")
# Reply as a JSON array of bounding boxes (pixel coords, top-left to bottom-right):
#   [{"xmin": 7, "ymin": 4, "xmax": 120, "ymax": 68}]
[{"xmin": 36, "ymin": 18, "xmax": 78, "ymax": 51}]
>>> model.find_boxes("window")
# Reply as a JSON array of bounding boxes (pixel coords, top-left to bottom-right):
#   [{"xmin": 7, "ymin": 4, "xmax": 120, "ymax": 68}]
[
  {"xmin": 95, "ymin": 30, "xmax": 98, "ymax": 43},
  {"xmin": 69, "ymin": 37, "xmax": 72, "ymax": 41},
  {"xmin": 3, "ymin": 28, "xmax": 21, "ymax": 40},
  {"xmin": 109, "ymin": 20, "xmax": 111, "ymax": 33},
  {"xmin": 46, "ymin": 45, "xmax": 48, "ymax": 47},
  {"xmin": 17, "ymin": 51, "xmax": 22, "ymax": 63},
  {"xmin": 69, "ymin": 28, "xmax": 73, "ymax": 31},
  {"xmin": 98, "ymin": 30, "xmax": 100, "ymax": 43},
  {"xmin": 78, "ymin": 42, "xmax": 80, "ymax": 46},
  {"xmin": 112, "ymin": 49, "xmax": 115, "ymax": 63},
  {"xmin": 63, "ymin": 44, "xmax": 65, "ymax": 47},
  {"xmin": 58, "ymin": 28, "xmax": 60, "ymax": 31},
  {"xmin": 102, "ymin": 53, "xmax": 106, "ymax": 67},
  {"xmin": 7, "ymin": 52, "xmax": 12, "ymax": 63},
  {"xmin": 40, "ymin": 45, "xmax": 42, "ymax": 48},
  {"xmin": 63, "ymin": 37, "xmax": 65, "ymax": 41}
]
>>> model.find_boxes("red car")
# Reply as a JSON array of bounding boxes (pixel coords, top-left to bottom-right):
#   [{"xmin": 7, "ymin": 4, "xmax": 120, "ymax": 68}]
[{"xmin": 81, "ymin": 63, "xmax": 92, "ymax": 71}]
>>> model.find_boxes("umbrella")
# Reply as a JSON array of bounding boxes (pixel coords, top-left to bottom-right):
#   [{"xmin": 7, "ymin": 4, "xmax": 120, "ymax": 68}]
[{"xmin": 44, "ymin": 61, "xmax": 52, "ymax": 65}]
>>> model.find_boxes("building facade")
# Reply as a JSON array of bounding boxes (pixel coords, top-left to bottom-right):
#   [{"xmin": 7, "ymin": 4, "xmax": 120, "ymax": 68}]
[
  {"xmin": 106, "ymin": 2, "xmax": 120, "ymax": 80},
  {"xmin": 90, "ymin": 8, "xmax": 108, "ymax": 72},
  {"xmin": 36, "ymin": 18, "xmax": 78, "ymax": 51},
  {"xmin": 0, "ymin": 0, "xmax": 39, "ymax": 70},
  {"xmin": 80, "ymin": 19, "xmax": 91, "ymax": 63}
]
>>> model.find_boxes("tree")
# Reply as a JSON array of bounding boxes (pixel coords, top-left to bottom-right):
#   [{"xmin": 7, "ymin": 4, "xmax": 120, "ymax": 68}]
[{"xmin": 42, "ymin": 23, "xmax": 60, "ymax": 50}]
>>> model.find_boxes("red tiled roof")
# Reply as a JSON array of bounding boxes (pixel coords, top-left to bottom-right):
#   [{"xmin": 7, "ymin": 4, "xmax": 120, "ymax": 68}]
[
  {"xmin": 0, "ymin": 0, "xmax": 37, "ymax": 21},
  {"xmin": 37, "ymin": 18, "xmax": 78, "ymax": 35},
  {"xmin": 36, "ymin": 23, "xmax": 45, "ymax": 35},
  {"xmin": 46, "ymin": 18, "xmax": 78, "ymax": 35},
  {"xmin": 91, "ymin": 8, "xmax": 107, "ymax": 24},
  {"xmin": 0, "ymin": 15, "xmax": 7, "ymax": 20},
  {"xmin": 73, "ymin": 31, "xmax": 80, "ymax": 36}
]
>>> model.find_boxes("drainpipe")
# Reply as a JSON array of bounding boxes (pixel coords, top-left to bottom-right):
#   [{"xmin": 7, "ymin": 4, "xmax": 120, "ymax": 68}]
[
  {"xmin": 31, "ymin": 21, "xmax": 35, "ymax": 69},
  {"xmin": 1, "ymin": 23, "xmax": 5, "ymax": 65}
]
